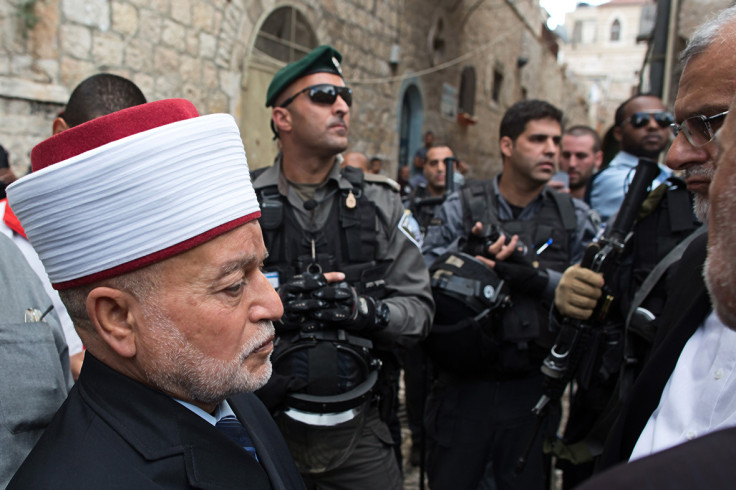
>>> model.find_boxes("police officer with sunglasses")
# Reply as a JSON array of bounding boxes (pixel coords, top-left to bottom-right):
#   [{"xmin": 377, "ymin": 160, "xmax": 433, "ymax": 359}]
[
  {"xmin": 252, "ymin": 45, "xmax": 433, "ymax": 489},
  {"xmin": 588, "ymin": 94, "xmax": 674, "ymax": 222}
]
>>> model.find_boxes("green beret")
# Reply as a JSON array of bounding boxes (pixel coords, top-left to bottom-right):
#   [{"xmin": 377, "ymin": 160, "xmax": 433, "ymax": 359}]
[{"xmin": 266, "ymin": 45, "xmax": 343, "ymax": 107}]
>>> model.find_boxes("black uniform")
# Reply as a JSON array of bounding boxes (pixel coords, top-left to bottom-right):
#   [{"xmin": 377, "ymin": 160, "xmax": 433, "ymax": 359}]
[{"xmin": 422, "ymin": 176, "xmax": 597, "ymax": 490}]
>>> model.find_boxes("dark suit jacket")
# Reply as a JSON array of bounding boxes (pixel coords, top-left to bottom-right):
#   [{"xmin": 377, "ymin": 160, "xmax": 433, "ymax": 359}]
[
  {"xmin": 596, "ymin": 233, "xmax": 712, "ymax": 471},
  {"xmin": 578, "ymin": 426, "xmax": 736, "ymax": 489},
  {"xmin": 8, "ymin": 353, "xmax": 305, "ymax": 489}
]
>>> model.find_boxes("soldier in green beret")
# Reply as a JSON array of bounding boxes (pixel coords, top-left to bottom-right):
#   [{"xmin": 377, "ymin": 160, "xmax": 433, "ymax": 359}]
[{"xmin": 253, "ymin": 44, "xmax": 434, "ymax": 489}]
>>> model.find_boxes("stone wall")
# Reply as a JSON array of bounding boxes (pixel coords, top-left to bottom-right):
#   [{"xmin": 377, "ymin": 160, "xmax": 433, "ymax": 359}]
[{"xmin": 0, "ymin": 0, "xmax": 587, "ymax": 180}]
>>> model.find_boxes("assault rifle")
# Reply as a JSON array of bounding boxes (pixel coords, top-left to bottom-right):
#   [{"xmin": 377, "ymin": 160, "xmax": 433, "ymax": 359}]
[{"xmin": 515, "ymin": 158, "xmax": 661, "ymax": 473}]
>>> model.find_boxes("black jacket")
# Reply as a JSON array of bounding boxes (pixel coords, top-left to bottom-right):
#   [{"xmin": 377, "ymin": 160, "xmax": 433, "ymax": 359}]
[
  {"xmin": 8, "ymin": 354, "xmax": 305, "ymax": 489},
  {"xmin": 596, "ymin": 233, "xmax": 711, "ymax": 470},
  {"xmin": 579, "ymin": 426, "xmax": 736, "ymax": 489}
]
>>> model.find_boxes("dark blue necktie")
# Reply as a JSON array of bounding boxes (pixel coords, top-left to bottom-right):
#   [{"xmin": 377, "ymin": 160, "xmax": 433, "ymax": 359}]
[{"xmin": 216, "ymin": 415, "xmax": 260, "ymax": 462}]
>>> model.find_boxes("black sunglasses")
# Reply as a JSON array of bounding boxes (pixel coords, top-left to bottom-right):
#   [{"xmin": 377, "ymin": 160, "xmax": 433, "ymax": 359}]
[
  {"xmin": 279, "ymin": 84, "xmax": 353, "ymax": 108},
  {"xmin": 624, "ymin": 111, "xmax": 675, "ymax": 129}
]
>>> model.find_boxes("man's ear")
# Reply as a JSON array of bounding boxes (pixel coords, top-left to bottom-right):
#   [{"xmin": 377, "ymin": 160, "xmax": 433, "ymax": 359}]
[
  {"xmin": 86, "ymin": 287, "xmax": 139, "ymax": 358},
  {"xmin": 613, "ymin": 126, "xmax": 623, "ymax": 143},
  {"xmin": 52, "ymin": 117, "xmax": 70, "ymax": 135},
  {"xmin": 500, "ymin": 136, "xmax": 514, "ymax": 159},
  {"xmin": 594, "ymin": 150, "xmax": 604, "ymax": 170},
  {"xmin": 271, "ymin": 108, "xmax": 292, "ymax": 135}
]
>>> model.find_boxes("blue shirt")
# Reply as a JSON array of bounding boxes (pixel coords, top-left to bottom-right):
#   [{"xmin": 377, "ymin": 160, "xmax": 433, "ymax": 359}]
[{"xmin": 589, "ymin": 151, "xmax": 672, "ymax": 222}]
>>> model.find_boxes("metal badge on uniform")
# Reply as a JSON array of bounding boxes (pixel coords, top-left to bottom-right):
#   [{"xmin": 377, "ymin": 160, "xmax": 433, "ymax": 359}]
[
  {"xmin": 346, "ymin": 190, "xmax": 356, "ymax": 209},
  {"xmin": 332, "ymin": 56, "xmax": 342, "ymax": 75},
  {"xmin": 265, "ymin": 271, "xmax": 280, "ymax": 289}
]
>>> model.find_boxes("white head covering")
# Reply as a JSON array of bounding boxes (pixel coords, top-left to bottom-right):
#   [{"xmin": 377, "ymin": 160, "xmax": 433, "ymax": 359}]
[{"xmin": 7, "ymin": 99, "xmax": 261, "ymax": 289}]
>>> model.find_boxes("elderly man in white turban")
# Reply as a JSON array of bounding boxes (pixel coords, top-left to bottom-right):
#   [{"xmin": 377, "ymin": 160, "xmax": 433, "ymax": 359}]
[{"xmin": 6, "ymin": 99, "xmax": 305, "ymax": 490}]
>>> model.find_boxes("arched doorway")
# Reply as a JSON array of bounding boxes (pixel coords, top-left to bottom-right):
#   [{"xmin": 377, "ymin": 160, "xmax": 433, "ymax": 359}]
[
  {"xmin": 398, "ymin": 82, "xmax": 423, "ymax": 175},
  {"xmin": 241, "ymin": 7, "xmax": 318, "ymax": 169}
]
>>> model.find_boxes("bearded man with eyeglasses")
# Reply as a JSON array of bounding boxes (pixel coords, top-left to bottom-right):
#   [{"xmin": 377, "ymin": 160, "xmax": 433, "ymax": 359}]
[
  {"xmin": 588, "ymin": 94, "xmax": 674, "ymax": 222},
  {"xmin": 251, "ymin": 45, "xmax": 433, "ymax": 489},
  {"xmin": 549, "ymin": 8, "xmax": 736, "ymax": 486}
]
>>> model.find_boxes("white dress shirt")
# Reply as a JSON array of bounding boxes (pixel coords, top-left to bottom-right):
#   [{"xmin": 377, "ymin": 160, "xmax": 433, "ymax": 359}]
[{"xmin": 630, "ymin": 311, "xmax": 736, "ymax": 461}]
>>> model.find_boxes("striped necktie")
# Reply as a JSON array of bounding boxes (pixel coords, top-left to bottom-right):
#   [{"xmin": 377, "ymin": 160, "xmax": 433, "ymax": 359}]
[{"xmin": 215, "ymin": 415, "xmax": 260, "ymax": 462}]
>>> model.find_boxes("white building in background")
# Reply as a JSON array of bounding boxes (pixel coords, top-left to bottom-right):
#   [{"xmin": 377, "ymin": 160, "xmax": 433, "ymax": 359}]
[{"xmin": 558, "ymin": 0, "xmax": 656, "ymax": 133}]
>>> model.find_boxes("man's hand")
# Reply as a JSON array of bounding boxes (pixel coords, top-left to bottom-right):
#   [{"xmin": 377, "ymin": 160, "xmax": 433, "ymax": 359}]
[
  {"xmin": 554, "ymin": 264, "xmax": 604, "ymax": 319},
  {"xmin": 312, "ymin": 282, "xmax": 390, "ymax": 333},
  {"xmin": 278, "ymin": 271, "xmax": 328, "ymax": 330},
  {"xmin": 278, "ymin": 271, "xmax": 388, "ymax": 332},
  {"xmin": 470, "ymin": 221, "xmax": 520, "ymax": 266}
]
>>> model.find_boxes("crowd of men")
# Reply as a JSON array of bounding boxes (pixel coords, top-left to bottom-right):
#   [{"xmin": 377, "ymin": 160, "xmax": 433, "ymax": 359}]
[{"xmin": 4, "ymin": 5, "xmax": 736, "ymax": 490}]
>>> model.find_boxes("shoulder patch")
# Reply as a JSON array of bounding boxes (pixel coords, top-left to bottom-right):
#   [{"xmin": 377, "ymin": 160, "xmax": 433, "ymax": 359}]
[{"xmin": 364, "ymin": 173, "xmax": 400, "ymax": 192}]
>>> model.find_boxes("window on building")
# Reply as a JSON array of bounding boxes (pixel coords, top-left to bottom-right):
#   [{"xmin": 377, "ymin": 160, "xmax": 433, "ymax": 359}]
[
  {"xmin": 458, "ymin": 66, "xmax": 476, "ymax": 115},
  {"xmin": 610, "ymin": 19, "xmax": 621, "ymax": 42},
  {"xmin": 492, "ymin": 68, "xmax": 503, "ymax": 103},
  {"xmin": 254, "ymin": 6, "xmax": 318, "ymax": 63},
  {"xmin": 573, "ymin": 20, "xmax": 583, "ymax": 44}
]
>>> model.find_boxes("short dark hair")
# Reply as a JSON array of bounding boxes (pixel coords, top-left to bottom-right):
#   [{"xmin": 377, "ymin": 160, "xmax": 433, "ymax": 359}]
[
  {"xmin": 613, "ymin": 93, "xmax": 660, "ymax": 127},
  {"xmin": 499, "ymin": 100, "xmax": 563, "ymax": 141},
  {"xmin": 564, "ymin": 125, "xmax": 601, "ymax": 152},
  {"xmin": 62, "ymin": 73, "xmax": 147, "ymax": 128}
]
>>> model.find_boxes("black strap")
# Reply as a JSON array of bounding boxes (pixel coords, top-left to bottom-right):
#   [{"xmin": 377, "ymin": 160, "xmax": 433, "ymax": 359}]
[
  {"xmin": 548, "ymin": 190, "xmax": 577, "ymax": 232},
  {"xmin": 307, "ymin": 341, "xmax": 338, "ymax": 396}
]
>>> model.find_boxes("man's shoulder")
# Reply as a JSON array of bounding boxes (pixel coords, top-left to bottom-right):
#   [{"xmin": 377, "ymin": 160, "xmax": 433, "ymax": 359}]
[
  {"xmin": 580, "ymin": 427, "xmax": 736, "ymax": 490},
  {"xmin": 363, "ymin": 172, "xmax": 401, "ymax": 192}
]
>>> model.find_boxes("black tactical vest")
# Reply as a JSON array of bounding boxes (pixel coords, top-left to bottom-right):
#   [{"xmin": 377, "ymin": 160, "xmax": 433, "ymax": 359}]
[
  {"xmin": 458, "ymin": 180, "xmax": 578, "ymax": 376},
  {"xmin": 255, "ymin": 166, "xmax": 388, "ymax": 299}
]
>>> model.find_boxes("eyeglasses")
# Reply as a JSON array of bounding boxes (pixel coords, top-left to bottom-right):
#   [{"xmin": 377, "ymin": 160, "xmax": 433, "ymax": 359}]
[
  {"xmin": 279, "ymin": 84, "xmax": 353, "ymax": 108},
  {"xmin": 623, "ymin": 111, "xmax": 675, "ymax": 129},
  {"xmin": 669, "ymin": 111, "xmax": 729, "ymax": 148}
]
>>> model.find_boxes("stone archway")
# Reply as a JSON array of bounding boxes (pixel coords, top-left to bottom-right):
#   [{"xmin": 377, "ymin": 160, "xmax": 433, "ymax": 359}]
[{"xmin": 239, "ymin": 5, "xmax": 318, "ymax": 169}]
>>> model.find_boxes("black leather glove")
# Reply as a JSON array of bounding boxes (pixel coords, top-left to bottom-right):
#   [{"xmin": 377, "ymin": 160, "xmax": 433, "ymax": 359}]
[
  {"xmin": 493, "ymin": 256, "xmax": 549, "ymax": 296},
  {"xmin": 278, "ymin": 272, "xmax": 328, "ymax": 331},
  {"xmin": 312, "ymin": 282, "xmax": 391, "ymax": 333}
]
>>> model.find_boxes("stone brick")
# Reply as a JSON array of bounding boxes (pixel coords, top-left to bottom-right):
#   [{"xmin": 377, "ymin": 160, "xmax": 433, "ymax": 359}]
[
  {"xmin": 138, "ymin": 10, "xmax": 162, "ymax": 43},
  {"xmin": 112, "ymin": 2, "xmax": 139, "ymax": 36},
  {"xmin": 28, "ymin": 0, "xmax": 60, "ymax": 59},
  {"xmin": 124, "ymin": 39, "xmax": 153, "ymax": 72},
  {"xmin": 60, "ymin": 24, "xmax": 92, "ymax": 60},
  {"xmin": 199, "ymin": 32, "xmax": 216, "ymax": 59},
  {"xmin": 59, "ymin": 56, "xmax": 95, "ymax": 87},
  {"xmin": 153, "ymin": 45, "xmax": 180, "ymax": 74},
  {"xmin": 179, "ymin": 56, "xmax": 201, "ymax": 81},
  {"xmin": 62, "ymin": 0, "xmax": 110, "ymax": 31},
  {"xmin": 0, "ymin": 56, "xmax": 10, "ymax": 76},
  {"xmin": 192, "ymin": 1, "xmax": 215, "ymax": 31},
  {"xmin": 150, "ymin": 0, "xmax": 170, "ymax": 15},
  {"xmin": 154, "ymin": 74, "xmax": 180, "ymax": 98},
  {"xmin": 185, "ymin": 30, "xmax": 199, "ymax": 56},
  {"xmin": 181, "ymin": 81, "xmax": 202, "ymax": 107},
  {"xmin": 92, "ymin": 32, "xmax": 125, "ymax": 67},
  {"xmin": 161, "ymin": 19, "xmax": 186, "ymax": 50},
  {"xmin": 132, "ymin": 72, "xmax": 154, "ymax": 98},
  {"xmin": 202, "ymin": 60, "xmax": 218, "ymax": 88},
  {"xmin": 34, "ymin": 59, "xmax": 59, "ymax": 83},
  {"xmin": 171, "ymin": 0, "xmax": 191, "ymax": 25},
  {"xmin": 208, "ymin": 89, "xmax": 228, "ymax": 114},
  {"xmin": 10, "ymin": 54, "xmax": 33, "ymax": 76}
]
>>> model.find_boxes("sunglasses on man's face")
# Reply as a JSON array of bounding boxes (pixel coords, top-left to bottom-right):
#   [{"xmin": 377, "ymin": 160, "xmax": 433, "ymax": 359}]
[
  {"xmin": 279, "ymin": 84, "xmax": 353, "ymax": 108},
  {"xmin": 624, "ymin": 111, "xmax": 675, "ymax": 129}
]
